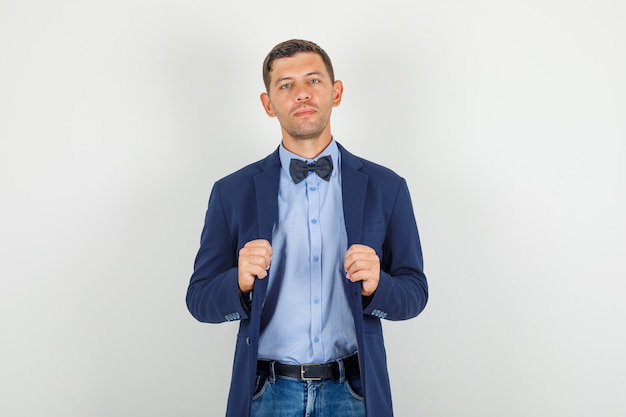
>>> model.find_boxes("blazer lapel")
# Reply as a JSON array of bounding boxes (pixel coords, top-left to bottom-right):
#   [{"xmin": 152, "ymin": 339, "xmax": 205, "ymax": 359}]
[
  {"xmin": 254, "ymin": 151, "xmax": 280, "ymax": 242},
  {"xmin": 251, "ymin": 149, "xmax": 281, "ymax": 310},
  {"xmin": 338, "ymin": 144, "xmax": 370, "ymax": 329},
  {"xmin": 339, "ymin": 144, "xmax": 368, "ymax": 246}
]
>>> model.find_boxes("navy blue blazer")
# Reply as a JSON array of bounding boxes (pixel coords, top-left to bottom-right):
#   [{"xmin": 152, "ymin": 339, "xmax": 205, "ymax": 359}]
[{"xmin": 187, "ymin": 142, "xmax": 428, "ymax": 417}]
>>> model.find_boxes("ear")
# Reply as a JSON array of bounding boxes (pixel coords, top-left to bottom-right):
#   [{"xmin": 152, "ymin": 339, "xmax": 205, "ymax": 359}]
[
  {"xmin": 260, "ymin": 92, "xmax": 275, "ymax": 117},
  {"xmin": 331, "ymin": 80, "xmax": 344, "ymax": 107}
]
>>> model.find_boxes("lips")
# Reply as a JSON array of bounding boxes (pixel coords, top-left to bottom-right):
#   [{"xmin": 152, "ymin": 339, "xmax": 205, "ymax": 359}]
[{"xmin": 293, "ymin": 107, "xmax": 316, "ymax": 117}]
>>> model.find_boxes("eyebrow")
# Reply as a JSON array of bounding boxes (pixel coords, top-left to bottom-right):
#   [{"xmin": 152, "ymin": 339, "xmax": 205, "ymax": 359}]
[{"xmin": 273, "ymin": 71, "xmax": 324, "ymax": 87}]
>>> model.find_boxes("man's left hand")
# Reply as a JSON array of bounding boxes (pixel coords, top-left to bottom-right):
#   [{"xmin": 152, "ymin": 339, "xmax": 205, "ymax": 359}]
[{"xmin": 344, "ymin": 244, "xmax": 380, "ymax": 296}]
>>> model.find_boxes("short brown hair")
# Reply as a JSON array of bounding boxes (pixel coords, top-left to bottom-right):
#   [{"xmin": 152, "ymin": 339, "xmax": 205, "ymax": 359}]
[{"xmin": 262, "ymin": 39, "xmax": 335, "ymax": 91}]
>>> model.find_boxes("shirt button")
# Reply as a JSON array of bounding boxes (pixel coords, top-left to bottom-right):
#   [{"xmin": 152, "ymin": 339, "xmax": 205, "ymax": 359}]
[
  {"xmin": 314, "ymin": 298, "xmax": 320, "ymax": 304},
  {"xmin": 311, "ymin": 219, "xmax": 317, "ymax": 224},
  {"xmin": 313, "ymin": 256, "xmax": 319, "ymax": 262},
  {"xmin": 314, "ymin": 337, "xmax": 320, "ymax": 343},
  {"xmin": 309, "ymin": 186, "xmax": 316, "ymax": 191}
]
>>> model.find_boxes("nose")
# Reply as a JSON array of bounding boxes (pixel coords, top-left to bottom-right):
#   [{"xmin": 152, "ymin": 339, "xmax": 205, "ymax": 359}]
[{"xmin": 295, "ymin": 86, "xmax": 310, "ymax": 102}]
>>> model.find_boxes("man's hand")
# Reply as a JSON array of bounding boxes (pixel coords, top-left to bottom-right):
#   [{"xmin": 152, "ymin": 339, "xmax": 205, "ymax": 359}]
[
  {"xmin": 344, "ymin": 244, "xmax": 380, "ymax": 296},
  {"xmin": 238, "ymin": 239, "xmax": 272, "ymax": 293}
]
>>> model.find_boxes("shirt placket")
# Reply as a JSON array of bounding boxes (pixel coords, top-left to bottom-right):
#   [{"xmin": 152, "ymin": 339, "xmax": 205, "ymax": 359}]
[{"xmin": 306, "ymin": 174, "xmax": 324, "ymax": 361}]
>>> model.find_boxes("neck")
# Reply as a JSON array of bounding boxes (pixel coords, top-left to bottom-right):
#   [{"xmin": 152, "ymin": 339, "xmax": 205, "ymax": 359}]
[{"xmin": 282, "ymin": 135, "xmax": 332, "ymax": 160}]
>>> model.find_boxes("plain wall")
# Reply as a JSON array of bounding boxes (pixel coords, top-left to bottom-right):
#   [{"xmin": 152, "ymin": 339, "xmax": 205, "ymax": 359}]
[{"xmin": 1, "ymin": 0, "xmax": 625, "ymax": 416}]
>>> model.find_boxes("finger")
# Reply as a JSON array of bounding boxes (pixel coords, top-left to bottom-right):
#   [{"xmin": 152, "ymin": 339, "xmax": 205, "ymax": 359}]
[
  {"xmin": 346, "ymin": 244, "xmax": 375, "ymax": 255},
  {"xmin": 247, "ymin": 263, "xmax": 270, "ymax": 279},
  {"xmin": 244, "ymin": 239, "xmax": 273, "ymax": 251},
  {"xmin": 344, "ymin": 253, "xmax": 378, "ymax": 275},
  {"xmin": 344, "ymin": 244, "xmax": 375, "ymax": 264},
  {"xmin": 240, "ymin": 243, "xmax": 272, "ymax": 264},
  {"xmin": 240, "ymin": 249, "xmax": 271, "ymax": 262},
  {"xmin": 241, "ymin": 254, "xmax": 272, "ymax": 274},
  {"xmin": 346, "ymin": 262, "xmax": 377, "ymax": 280},
  {"xmin": 346, "ymin": 268, "xmax": 366, "ymax": 282}
]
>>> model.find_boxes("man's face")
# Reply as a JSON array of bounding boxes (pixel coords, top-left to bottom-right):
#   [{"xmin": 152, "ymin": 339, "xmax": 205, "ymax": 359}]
[{"xmin": 260, "ymin": 52, "xmax": 343, "ymax": 142}]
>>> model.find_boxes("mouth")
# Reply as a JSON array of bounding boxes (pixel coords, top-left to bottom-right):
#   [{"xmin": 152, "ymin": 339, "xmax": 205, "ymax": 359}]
[{"xmin": 293, "ymin": 107, "xmax": 316, "ymax": 117}]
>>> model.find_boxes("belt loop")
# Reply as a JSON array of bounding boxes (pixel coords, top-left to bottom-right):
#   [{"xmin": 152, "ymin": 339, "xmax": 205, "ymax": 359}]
[
  {"xmin": 269, "ymin": 360, "xmax": 276, "ymax": 383},
  {"xmin": 337, "ymin": 357, "xmax": 346, "ymax": 383}
]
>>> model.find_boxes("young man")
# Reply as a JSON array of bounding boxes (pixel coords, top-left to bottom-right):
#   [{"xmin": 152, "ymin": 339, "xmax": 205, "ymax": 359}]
[{"xmin": 186, "ymin": 39, "xmax": 428, "ymax": 417}]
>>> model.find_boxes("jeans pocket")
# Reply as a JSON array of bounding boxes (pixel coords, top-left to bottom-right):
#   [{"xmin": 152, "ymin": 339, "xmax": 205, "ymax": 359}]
[
  {"xmin": 252, "ymin": 374, "xmax": 269, "ymax": 400},
  {"xmin": 345, "ymin": 376, "xmax": 364, "ymax": 401}
]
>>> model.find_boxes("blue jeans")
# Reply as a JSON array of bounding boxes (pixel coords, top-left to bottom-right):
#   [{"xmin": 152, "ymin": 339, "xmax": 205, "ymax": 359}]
[{"xmin": 251, "ymin": 373, "xmax": 365, "ymax": 417}]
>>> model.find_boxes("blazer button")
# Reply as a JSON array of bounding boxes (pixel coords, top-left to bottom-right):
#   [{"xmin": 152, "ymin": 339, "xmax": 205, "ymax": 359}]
[{"xmin": 246, "ymin": 337, "xmax": 251, "ymax": 345}]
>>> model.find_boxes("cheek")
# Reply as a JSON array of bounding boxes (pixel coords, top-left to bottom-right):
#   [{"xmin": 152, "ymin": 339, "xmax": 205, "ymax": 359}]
[{"xmin": 270, "ymin": 100, "xmax": 290, "ymax": 118}]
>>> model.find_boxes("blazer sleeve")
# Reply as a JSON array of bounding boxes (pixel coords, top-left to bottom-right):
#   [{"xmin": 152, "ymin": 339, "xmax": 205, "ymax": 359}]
[
  {"xmin": 363, "ymin": 178, "xmax": 428, "ymax": 321},
  {"xmin": 186, "ymin": 183, "xmax": 250, "ymax": 324}
]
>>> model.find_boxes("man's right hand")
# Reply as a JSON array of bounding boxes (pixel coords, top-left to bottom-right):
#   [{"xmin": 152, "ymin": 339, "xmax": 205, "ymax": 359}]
[{"xmin": 238, "ymin": 239, "xmax": 272, "ymax": 293}]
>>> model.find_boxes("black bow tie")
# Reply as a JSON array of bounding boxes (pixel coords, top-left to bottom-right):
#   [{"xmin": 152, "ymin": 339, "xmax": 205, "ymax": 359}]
[{"xmin": 289, "ymin": 155, "xmax": 333, "ymax": 184}]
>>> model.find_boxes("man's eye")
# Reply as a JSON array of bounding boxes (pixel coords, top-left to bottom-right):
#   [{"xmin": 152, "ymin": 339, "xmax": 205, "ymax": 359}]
[
  {"xmin": 280, "ymin": 83, "xmax": 291, "ymax": 89},
  {"xmin": 309, "ymin": 79, "xmax": 320, "ymax": 84}
]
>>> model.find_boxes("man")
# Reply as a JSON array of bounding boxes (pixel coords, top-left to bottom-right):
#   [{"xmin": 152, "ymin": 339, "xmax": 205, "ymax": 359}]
[{"xmin": 186, "ymin": 39, "xmax": 428, "ymax": 417}]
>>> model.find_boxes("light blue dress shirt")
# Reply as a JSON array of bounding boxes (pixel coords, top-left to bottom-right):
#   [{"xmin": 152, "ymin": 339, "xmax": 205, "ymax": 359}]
[{"xmin": 257, "ymin": 139, "xmax": 357, "ymax": 365}]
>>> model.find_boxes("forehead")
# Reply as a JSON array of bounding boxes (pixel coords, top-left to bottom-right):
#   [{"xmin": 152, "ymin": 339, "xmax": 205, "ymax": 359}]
[{"xmin": 269, "ymin": 52, "xmax": 329, "ymax": 82}]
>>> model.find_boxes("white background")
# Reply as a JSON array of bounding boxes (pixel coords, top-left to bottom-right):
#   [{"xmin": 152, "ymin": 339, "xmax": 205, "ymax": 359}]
[{"xmin": 1, "ymin": 0, "xmax": 625, "ymax": 416}]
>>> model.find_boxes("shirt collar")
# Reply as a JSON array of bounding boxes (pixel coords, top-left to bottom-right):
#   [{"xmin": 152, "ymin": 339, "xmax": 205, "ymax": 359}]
[{"xmin": 279, "ymin": 138, "xmax": 340, "ymax": 180}]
